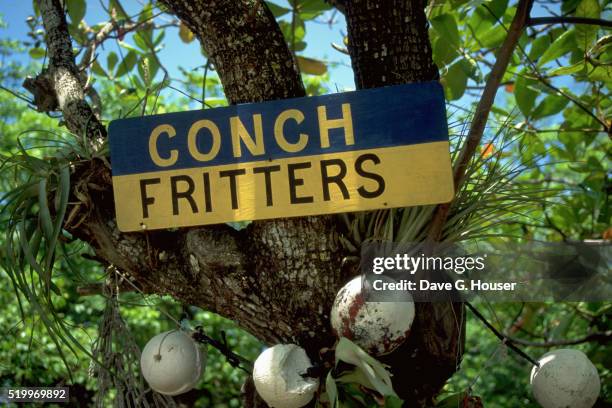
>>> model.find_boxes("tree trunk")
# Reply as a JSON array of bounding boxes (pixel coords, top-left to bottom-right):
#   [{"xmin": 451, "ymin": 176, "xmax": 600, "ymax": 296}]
[
  {"xmin": 343, "ymin": 2, "xmax": 464, "ymax": 405},
  {"xmin": 34, "ymin": 0, "xmax": 464, "ymax": 406}
]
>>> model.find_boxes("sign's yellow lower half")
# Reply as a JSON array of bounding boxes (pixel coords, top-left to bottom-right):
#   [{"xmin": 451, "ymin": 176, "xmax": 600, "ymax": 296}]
[{"xmin": 112, "ymin": 141, "xmax": 454, "ymax": 232}]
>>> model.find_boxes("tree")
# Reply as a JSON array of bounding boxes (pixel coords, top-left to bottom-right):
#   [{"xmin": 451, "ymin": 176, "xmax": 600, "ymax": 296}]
[{"xmin": 1, "ymin": 0, "xmax": 610, "ymax": 406}]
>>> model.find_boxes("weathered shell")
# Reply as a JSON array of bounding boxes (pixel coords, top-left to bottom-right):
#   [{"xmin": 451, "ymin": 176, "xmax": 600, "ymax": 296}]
[
  {"xmin": 330, "ymin": 276, "xmax": 415, "ymax": 356},
  {"xmin": 530, "ymin": 348, "xmax": 600, "ymax": 408},
  {"xmin": 253, "ymin": 344, "xmax": 319, "ymax": 408},
  {"xmin": 140, "ymin": 330, "xmax": 205, "ymax": 396}
]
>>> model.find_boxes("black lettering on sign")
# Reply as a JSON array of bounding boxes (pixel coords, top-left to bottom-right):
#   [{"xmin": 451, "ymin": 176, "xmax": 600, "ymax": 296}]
[
  {"xmin": 171, "ymin": 175, "xmax": 198, "ymax": 215},
  {"xmin": 253, "ymin": 165, "xmax": 281, "ymax": 207},
  {"xmin": 320, "ymin": 159, "xmax": 349, "ymax": 201},
  {"xmin": 202, "ymin": 172, "xmax": 212, "ymax": 213},
  {"xmin": 219, "ymin": 169, "xmax": 247, "ymax": 210},
  {"xmin": 355, "ymin": 153, "xmax": 385, "ymax": 198},
  {"xmin": 288, "ymin": 162, "xmax": 314, "ymax": 204},
  {"xmin": 140, "ymin": 178, "xmax": 161, "ymax": 218}
]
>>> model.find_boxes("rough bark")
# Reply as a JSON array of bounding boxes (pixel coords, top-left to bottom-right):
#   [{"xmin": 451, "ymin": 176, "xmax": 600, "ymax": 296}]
[
  {"xmin": 33, "ymin": 0, "xmax": 463, "ymax": 406},
  {"xmin": 32, "ymin": 0, "xmax": 106, "ymax": 140},
  {"xmin": 158, "ymin": 0, "xmax": 305, "ymax": 103},
  {"xmin": 344, "ymin": 2, "xmax": 464, "ymax": 405},
  {"xmin": 345, "ymin": 0, "xmax": 439, "ymax": 88}
]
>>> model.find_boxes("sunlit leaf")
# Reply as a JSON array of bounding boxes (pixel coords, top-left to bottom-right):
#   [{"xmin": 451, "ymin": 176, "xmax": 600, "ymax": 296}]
[
  {"xmin": 532, "ymin": 93, "xmax": 570, "ymax": 119},
  {"xmin": 266, "ymin": 1, "xmax": 291, "ymax": 17},
  {"xmin": 115, "ymin": 50, "xmax": 137, "ymax": 77},
  {"xmin": 65, "ymin": 0, "xmax": 86, "ymax": 25},
  {"xmin": 538, "ymin": 30, "xmax": 577, "ymax": 66},
  {"xmin": 442, "ymin": 59, "xmax": 468, "ymax": 100},
  {"xmin": 179, "ymin": 22, "xmax": 195, "ymax": 44},
  {"xmin": 548, "ymin": 61, "xmax": 585, "ymax": 77},
  {"xmin": 431, "ymin": 14, "xmax": 461, "ymax": 48},
  {"xmin": 296, "ymin": 0, "xmax": 332, "ymax": 20},
  {"xmin": 514, "ymin": 71, "xmax": 538, "ymax": 116},
  {"xmin": 28, "ymin": 47, "xmax": 45, "ymax": 59},
  {"xmin": 297, "ymin": 56, "xmax": 327, "ymax": 75},
  {"xmin": 107, "ymin": 52, "xmax": 118, "ymax": 72},
  {"xmin": 575, "ymin": 0, "xmax": 600, "ymax": 47}
]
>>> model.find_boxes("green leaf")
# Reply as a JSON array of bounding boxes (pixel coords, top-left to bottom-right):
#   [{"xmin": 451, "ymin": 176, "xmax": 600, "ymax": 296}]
[
  {"xmin": 514, "ymin": 72, "xmax": 538, "ymax": 116},
  {"xmin": 296, "ymin": 56, "xmax": 327, "ymax": 75},
  {"xmin": 91, "ymin": 60, "xmax": 108, "ymax": 77},
  {"xmin": 137, "ymin": 56, "xmax": 160, "ymax": 85},
  {"xmin": 575, "ymin": 0, "xmax": 600, "ymax": 47},
  {"xmin": 296, "ymin": 0, "xmax": 332, "ymax": 20},
  {"xmin": 37, "ymin": 179, "xmax": 54, "ymax": 240},
  {"xmin": 479, "ymin": 23, "xmax": 507, "ymax": 48},
  {"xmin": 65, "ymin": 0, "xmax": 86, "ymax": 24},
  {"xmin": 325, "ymin": 372, "xmax": 338, "ymax": 408},
  {"xmin": 432, "ymin": 36, "xmax": 460, "ymax": 67},
  {"xmin": 106, "ymin": 52, "xmax": 118, "ymax": 72},
  {"xmin": 109, "ymin": 0, "xmax": 128, "ymax": 19},
  {"xmin": 436, "ymin": 392, "xmax": 469, "ymax": 407},
  {"xmin": 459, "ymin": 56, "xmax": 479, "ymax": 81},
  {"xmin": 562, "ymin": 0, "xmax": 582, "ymax": 14},
  {"xmin": 134, "ymin": 31, "xmax": 152, "ymax": 51},
  {"xmin": 266, "ymin": 1, "xmax": 291, "ymax": 17},
  {"xmin": 548, "ymin": 61, "xmax": 585, "ymax": 77},
  {"xmin": 431, "ymin": 14, "xmax": 461, "ymax": 48},
  {"xmin": 32, "ymin": 0, "xmax": 40, "ymax": 16},
  {"xmin": 529, "ymin": 34, "xmax": 552, "ymax": 61},
  {"xmin": 532, "ymin": 93, "xmax": 570, "ymax": 119},
  {"xmin": 153, "ymin": 30, "xmax": 166, "ymax": 47},
  {"xmin": 28, "ymin": 47, "xmax": 45, "ymax": 59},
  {"xmin": 443, "ymin": 59, "xmax": 468, "ymax": 100},
  {"xmin": 115, "ymin": 50, "xmax": 137, "ymax": 77},
  {"xmin": 538, "ymin": 30, "xmax": 576, "ymax": 67},
  {"xmin": 138, "ymin": 2, "xmax": 154, "ymax": 24},
  {"xmin": 587, "ymin": 64, "xmax": 612, "ymax": 82}
]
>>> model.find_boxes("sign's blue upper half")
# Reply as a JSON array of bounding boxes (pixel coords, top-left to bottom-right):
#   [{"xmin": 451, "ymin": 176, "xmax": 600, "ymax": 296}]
[{"xmin": 109, "ymin": 81, "xmax": 449, "ymax": 176}]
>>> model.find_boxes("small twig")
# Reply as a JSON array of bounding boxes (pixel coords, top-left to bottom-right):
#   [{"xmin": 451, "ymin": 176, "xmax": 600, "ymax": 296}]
[
  {"xmin": 77, "ymin": 282, "xmax": 127, "ymax": 296},
  {"xmin": 466, "ymin": 302, "xmax": 540, "ymax": 367},
  {"xmin": 0, "ymin": 85, "xmax": 35, "ymax": 105},
  {"xmin": 542, "ymin": 204, "xmax": 568, "ymax": 241},
  {"xmin": 534, "ymin": 78, "xmax": 611, "ymax": 135},
  {"xmin": 192, "ymin": 326, "xmax": 253, "ymax": 374},
  {"xmin": 505, "ymin": 330, "xmax": 612, "ymax": 347},
  {"xmin": 167, "ymin": 84, "xmax": 215, "ymax": 108},
  {"xmin": 426, "ymin": 0, "xmax": 535, "ymax": 242},
  {"xmin": 201, "ymin": 61, "xmax": 210, "ymax": 110},
  {"xmin": 527, "ymin": 16, "xmax": 612, "ymax": 28}
]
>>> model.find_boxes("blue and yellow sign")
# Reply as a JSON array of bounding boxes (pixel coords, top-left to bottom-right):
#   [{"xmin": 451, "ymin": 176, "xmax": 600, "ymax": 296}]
[{"xmin": 109, "ymin": 81, "xmax": 453, "ymax": 232}]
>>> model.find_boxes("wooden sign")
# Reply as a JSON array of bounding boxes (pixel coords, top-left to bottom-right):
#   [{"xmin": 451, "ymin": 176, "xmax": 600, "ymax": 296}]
[{"xmin": 109, "ymin": 81, "xmax": 453, "ymax": 232}]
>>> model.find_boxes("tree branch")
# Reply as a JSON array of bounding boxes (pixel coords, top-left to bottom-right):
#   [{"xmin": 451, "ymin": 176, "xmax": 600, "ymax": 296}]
[
  {"xmin": 54, "ymin": 0, "xmax": 345, "ymax": 354},
  {"xmin": 527, "ymin": 16, "xmax": 612, "ymax": 28},
  {"xmin": 426, "ymin": 0, "xmax": 535, "ymax": 242},
  {"xmin": 466, "ymin": 302, "xmax": 540, "ymax": 367},
  {"xmin": 324, "ymin": 0, "xmax": 345, "ymax": 14},
  {"xmin": 159, "ymin": 0, "xmax": 305, "ymax": 103},
  {"xmin": 506, "ymin": 330, "xmax": 612, "ymax": 347},
  {"xmin": 30, "ymin": 0, "xmax": 106, "ymax": 141}
]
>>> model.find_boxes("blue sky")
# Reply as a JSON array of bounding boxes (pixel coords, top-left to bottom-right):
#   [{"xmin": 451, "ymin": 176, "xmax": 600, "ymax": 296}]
[
  {"xmin": 0, "ymin": 0, "xmax": 583, "ymax": 124},
  {"xmin": 0, "ymin": 0, "xmax": 356, "ymax": 91}
]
